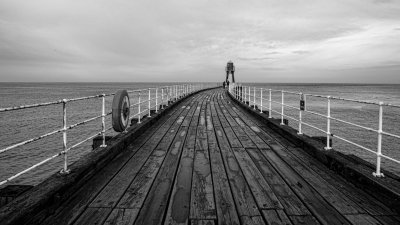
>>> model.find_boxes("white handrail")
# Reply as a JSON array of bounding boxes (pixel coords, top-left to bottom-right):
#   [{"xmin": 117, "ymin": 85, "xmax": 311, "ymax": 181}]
[
  {"xmin": 230, "ymin": 84, "xmax": 400, "ymax": 177},
  {"xmin": 0, "ymin": 83, "xmax": 217, "ymax": 186}
]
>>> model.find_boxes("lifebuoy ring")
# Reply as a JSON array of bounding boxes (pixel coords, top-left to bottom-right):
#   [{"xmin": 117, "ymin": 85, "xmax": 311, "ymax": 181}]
[{"xmin": 112, "ymin": 90, "xmax": 130, "ymax": 132}]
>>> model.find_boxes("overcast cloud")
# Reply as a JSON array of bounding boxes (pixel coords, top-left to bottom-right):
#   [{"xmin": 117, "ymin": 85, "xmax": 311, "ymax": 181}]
[{"xmin": 0, "ymin": 0, "xmax": 399, "ymax": 83}]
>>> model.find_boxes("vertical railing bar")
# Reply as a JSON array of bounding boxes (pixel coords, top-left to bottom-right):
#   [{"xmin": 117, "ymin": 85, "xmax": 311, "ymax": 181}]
[
  {"xmin": 373, "ymin": 102, "xmax": 384, "ymax": 177},
  {"xmin": 148, "ymin": 88, "xmax": 151, "ymax": 117},
  {"xmin": 269, "ymin": 89, "xmax": 272, "ymax": 118},
  {"xmin": 281, "ymin": 91, "xmax": 284, "ymax": 125},
  {"xmin": 101, "ymin": 94, "xmax": 107, "ymax": 147},
  {"xmin": 325, "ymin": 96, "xmax": 332, "ymax": 150},
  {"xmin": 60, "ymin": 99, "xmax": 69, "ymax": 174},
  {"xmin": 138, "ymin": 92, "xmax": 141, "ymax": 123},
  {"xmin": 260, "ymin": 88, "xmax": 263, "ymax": 113},
  {"xmin": 161, "ymin": 88, "xmax": 164, "ymax": 109},
  {"xmin": 253, "ymin": 87, "xmax": 256, "ymax": 109},
  {"xmin": 155, "ymin": 88, "xmax": 158, "ymax": 113},
  {"xmin": 298, "ymin": 93, "xmax": 303, "ymax": 135}
]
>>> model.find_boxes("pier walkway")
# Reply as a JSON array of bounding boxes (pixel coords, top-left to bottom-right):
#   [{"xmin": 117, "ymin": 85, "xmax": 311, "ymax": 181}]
[{"xmin": 2, "ymin": 88, "xmax": 400, "ymax": 225}]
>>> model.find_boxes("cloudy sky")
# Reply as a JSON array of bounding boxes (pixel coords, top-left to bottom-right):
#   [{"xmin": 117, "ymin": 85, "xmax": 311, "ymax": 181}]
[{"xmin": 0, "ymin": 0, "xmax": 399, "ymax": 83}]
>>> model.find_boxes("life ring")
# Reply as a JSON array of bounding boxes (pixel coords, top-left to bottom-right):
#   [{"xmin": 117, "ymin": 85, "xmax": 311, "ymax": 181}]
[{"xmin": 112, "ymin": 90, "xmax": 130, "ymax": 132}]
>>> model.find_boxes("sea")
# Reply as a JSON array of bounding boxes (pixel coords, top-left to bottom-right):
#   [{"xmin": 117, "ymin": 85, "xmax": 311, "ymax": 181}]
[{"xmin": 0, "ymin": 82, "xmax": 399, "ymax": 186}]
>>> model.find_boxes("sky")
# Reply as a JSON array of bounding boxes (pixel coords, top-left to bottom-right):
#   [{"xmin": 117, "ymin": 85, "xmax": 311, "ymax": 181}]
[{"xmin": 0, "ymin": 0, "xmax": 400, "ymax": 83}]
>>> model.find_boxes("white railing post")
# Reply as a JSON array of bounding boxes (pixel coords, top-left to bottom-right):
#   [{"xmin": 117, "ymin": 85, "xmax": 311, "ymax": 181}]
[
  {"xmin": 260, "ymin": 89, "xmax": 263, "ymax": 113},
  {"xmin": 242, "ymin": 85, "xmax": 245, "ymax": 102},
  {"xmin": 269, "ymin": 89, "xmax": 272, "ymax": 118},
  {"xmin": 61, "ymin": 99, "xmax": 69, "ymax": 174},
  {"xmin": 155, "ymin": 88, "xmax": 158, "ymax": 113},
  {"xmin": 245, "ymin": 86, "xmax": 247, "ymax": 103},
  {"xmin": 253, "ymin": 87, "xmax": 256, "ymax": 109},
  {"xmin": 281, "ymin": 91, "xmax": 284, "ymax": 125},
  {"xmin": 148, "ymin": 88, "xmax": 151, "ymax": 117},
  {"xmin": 298, "ymin": 93, "xmax": 303, "ymax": 135},
  {"xmin": 175, "ymin": 85, "xmax": 177, "ymax": 100},
  {"xmin": 101, "ymin": 94, "xmax": 107, "ymax": 147},
  {"xmin": 373, "ymin": 102, "xmax": 384, "ymax": 177},
  {"xmin": 138, "ymin": 92, "xmax": 141, "ymax": 123},
  {"xmin": 161, "ymin": 88, "xmax": 164, "ymax": 109},
  {"xmin": 325, "ymin": 96, "xmax": 332, "ymax": 150},
  {"xmin": 248, "ymin": 86, "xmax": 251, "ymax": 105}
]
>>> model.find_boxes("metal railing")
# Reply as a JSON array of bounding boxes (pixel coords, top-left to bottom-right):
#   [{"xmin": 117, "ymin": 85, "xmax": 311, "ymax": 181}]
[
  {"xmin": 230, "ymin": 84, "xmax": 400, "ymax": 177},
  {"xmin": 0, "ymin": 83, "xmax": 217, "ymax": 186}
]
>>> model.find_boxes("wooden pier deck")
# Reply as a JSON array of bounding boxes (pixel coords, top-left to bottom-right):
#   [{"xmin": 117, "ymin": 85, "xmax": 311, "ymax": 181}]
[{"xmin": 3, "ymin": 88, "xmax": 400, "ymax": 225}]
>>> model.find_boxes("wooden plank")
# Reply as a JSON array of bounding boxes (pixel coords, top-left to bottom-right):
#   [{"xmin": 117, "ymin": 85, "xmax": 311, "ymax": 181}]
[
  {"xmin": 262, "ymin": 210, "xmax": 292, "ymax": 225},
  {"xmin": 104, "ymin": 208, "xmax": 139, "ymax": 225},
  {"xmin": 190, "ymin": 99, "xmax": 216, "ymax": 220},
  {"xmin": 240, "ymin": 216, "xmax": 265, "ymax": 225},
  {"xmin": 73, "ymin": 207, "xmax": 111, "ymax": 225},
  {"xmin": 232, "ymin": 148, "xmax": 282, "ymax": 210},
  {"xmin": 117, "ymin": 113, "xmax": 194, "ymax": 209},
  {"xmin": 268, "ymin": 145, "xmax": 365, "ymax": 215},
  {"xmin": 220, "ymin": 99, "xmax": 268, "ymax": 149},
  {"xmin": 288, "ymin": 215, "xmax": 320, "ymax": 225},
  {"xmin": 207, "ymin": 120, "xmax": 240, "ymax": 225},
  {"xmin": 287, "ymin": 145, "xmax": 396, "ymax": 216},
  {"xmin": 195, "ymin": 126, "xmax": 208, "ymax": 151},
  {"xmin": 246, "ymin": 148, "xmax": 311, "ymax": 216},
  {"xmin": 190, "ymin": 220, "xmax": 215, "ymax": 225},
  {"xmin": 261, "ymin": 149, "xmax": 350, "ymax": 225},
  {"xmin": 190, "ymin": 148, "xmax": 216, "ymax": 220},
  {"xmin": 213, "ymin": 126, "xmax": 261, "ymax": 218},
  {"xmin": 185, "ymin": 126, "xmax": 198, "ymax": 149},
  {"xmin": 374, "ymin": 215, "xmax": 400, "ymax": 225},
  {"xmin": 222, "ymin": 127, "xmax": 242, "ymax": 148},
  {"xmin": 225, "ymin": 98, "xmax": 375, "ymax": 216},
  {"xmin": 345, "ymin": 214, "xmax": 381, "ymax": 225},
  {"xmin": 164, "ymin": 148, "xmax": 195, "ymax": 225},
  {"xmin": 132, "ymin": 97, "xmax": 206, "ymax": 225},
  {"xmin": 42, "ymin": 99, "xmax": 193, "ymax": 225},
  {"xmin": 90, "ymin": 100, "xmax": 194, "ymax": 208}
]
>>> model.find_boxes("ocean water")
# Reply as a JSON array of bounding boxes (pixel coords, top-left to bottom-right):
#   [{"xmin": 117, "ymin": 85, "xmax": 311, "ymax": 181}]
[{"xmin": 0, "ymin": 82, "xmax": 399, "ymax": 186}]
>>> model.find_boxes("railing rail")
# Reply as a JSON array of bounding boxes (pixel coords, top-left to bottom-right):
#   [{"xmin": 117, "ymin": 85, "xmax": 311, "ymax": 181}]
[
  {"xmin": 0, "ymin": 83, "xmax": 218, "ymax": 186},
  {"xmin": 230, "ymin": 84, "xmax": 400, "ymax": 177}
]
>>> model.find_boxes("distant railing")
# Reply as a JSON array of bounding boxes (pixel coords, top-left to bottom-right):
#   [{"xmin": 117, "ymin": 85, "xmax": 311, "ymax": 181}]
[
  {"xmin": 0, "ymin": 83, "xmax": 217, "ymax": 186},
  {"xmin": 230, "ymin": 84, "xmax": 400, "ymax": 177}
]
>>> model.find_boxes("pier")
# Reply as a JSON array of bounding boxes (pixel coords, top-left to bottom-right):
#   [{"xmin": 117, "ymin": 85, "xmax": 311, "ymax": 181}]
[{"xmin": 1, "ymin": 87, "xmax": 400, "ymax": 225}]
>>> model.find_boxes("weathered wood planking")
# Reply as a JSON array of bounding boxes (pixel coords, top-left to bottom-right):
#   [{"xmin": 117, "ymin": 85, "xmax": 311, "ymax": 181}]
[
  {"xmin": 73, "ymin": 207, "xmax": 111, "ymax": 225},
  {"xmin": 164, "ymin": 148, "xmax": 195, "ymax": 225},
  {"xmin": 23, "ymin": 88, "xmax": 400, "ymax": 225},
  {"xmin": 40, "ymin": 96, "xmax": 197, "ymax": 225},
  {"xmin": 207, "ymin": 98, "xmax": 240, "ymax": 225},
  {"xmin": 262, "ymin": 210, "xmax": 292, "ymax": 225},
  {"xmin": 246, "ymin": 148, "xmax": 311, "ymax": 216},
  {"xmin": 103, "ymin": 208, "xmax": 139, "ymax": 225},
  {"xmin": 213, "ymin": 124, "xmax": 262, "ymax": 223},
  {"xmin": 163, "ymin": 98, "xmax": 205, "ymax": 225},
  {"xmin": 131, "ymin": 98, "xmax": 203, "ymax": 225},
  {"xmin": 190, "ymin": 99, "xmax": 217, "ymax": 220},
  {"xmin": 190, "ymin": 220, "xmax": 215, "ymax": 225},
  {"xmin": 89, "ymin": 96, "xmax": 198, "ymax": 209}
]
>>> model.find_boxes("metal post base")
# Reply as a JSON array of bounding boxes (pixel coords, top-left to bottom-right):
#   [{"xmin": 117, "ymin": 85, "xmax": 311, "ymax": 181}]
[
  {"xmin": 59, "ymin": 169, "xmax": 70, "ymax": 175},
  {"xmin": 372, "ymin": 172, "xmax": 385, "ymax": 177}
]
